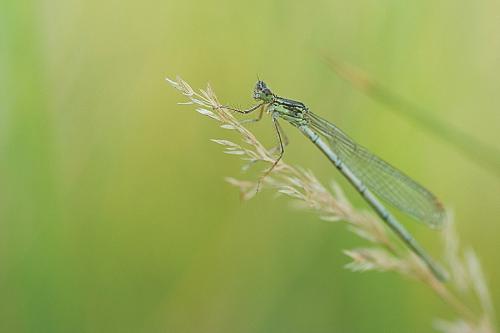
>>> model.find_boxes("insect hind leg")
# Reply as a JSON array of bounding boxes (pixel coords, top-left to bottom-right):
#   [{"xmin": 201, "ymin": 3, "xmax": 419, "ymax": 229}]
[{"xmin": 255, "ymin": 117, "xmax": 286, "ymax": 192}]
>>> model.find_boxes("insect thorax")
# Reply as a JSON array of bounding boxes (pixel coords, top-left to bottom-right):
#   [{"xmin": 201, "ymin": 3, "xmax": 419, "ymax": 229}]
[{"xmin": 269, "ymin": 99, "xmax": 309, "ymax": 126}]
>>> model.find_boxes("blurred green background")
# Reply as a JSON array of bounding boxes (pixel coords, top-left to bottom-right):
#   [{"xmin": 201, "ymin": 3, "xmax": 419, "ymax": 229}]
[{"xmin": 1, "ymin": 0, "xmax": 500, "ymax": 332}]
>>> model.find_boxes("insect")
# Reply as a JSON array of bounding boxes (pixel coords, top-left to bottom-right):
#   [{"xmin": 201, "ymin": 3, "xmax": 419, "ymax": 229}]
[{"xmin": 222, "ymin": 80, "xmax": 447, "ymax": 281}]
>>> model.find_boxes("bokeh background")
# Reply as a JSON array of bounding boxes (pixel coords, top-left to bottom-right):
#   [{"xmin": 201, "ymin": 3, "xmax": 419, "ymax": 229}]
[{"xmin": 2, "ymin": 0, "xmax": 500, "ymax": 332}]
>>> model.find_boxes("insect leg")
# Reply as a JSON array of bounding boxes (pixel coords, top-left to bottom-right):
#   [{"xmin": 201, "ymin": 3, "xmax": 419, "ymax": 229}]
[
  {"xmin": 240, "ymin": 104, "xmax": 265, "ymax": 124},
  {"xmin": 255, "ymin": 117, "xmax": 285, "ymax": 192},
  {"xmin": 219, "ymin": 102, "xmax": 265, "ymax": 114}
]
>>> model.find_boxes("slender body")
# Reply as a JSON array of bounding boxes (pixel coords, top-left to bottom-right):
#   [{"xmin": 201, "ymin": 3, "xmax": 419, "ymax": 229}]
[{"xmin": 224, "ymin": 81, "xmax": 446, "ymax": 281}]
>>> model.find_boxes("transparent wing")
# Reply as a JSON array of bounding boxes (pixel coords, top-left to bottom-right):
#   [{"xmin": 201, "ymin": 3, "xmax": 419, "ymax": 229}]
[{"xmin": 308, "ymin": 112, "xmax": 445, "ymax": 228}]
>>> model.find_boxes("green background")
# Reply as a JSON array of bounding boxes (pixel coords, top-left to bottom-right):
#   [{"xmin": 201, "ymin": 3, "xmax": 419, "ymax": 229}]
[{"xmin": 1, "ymin": 0, "xmax": 499, "ymax": 332}]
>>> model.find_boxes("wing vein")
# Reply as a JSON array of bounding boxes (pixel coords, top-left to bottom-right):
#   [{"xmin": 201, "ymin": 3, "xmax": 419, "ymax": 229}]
[{"xmin": 307, "ymin": 111, "xmax": 445, "ymax": 227}]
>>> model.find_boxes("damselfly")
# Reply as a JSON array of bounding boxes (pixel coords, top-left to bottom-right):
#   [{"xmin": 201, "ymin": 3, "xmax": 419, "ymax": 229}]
[{"xmin": 222, "ymin": 80, "xmax": 447, "ymax": 281}]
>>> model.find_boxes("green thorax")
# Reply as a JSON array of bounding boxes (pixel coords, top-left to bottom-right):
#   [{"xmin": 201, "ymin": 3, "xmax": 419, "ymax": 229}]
[{"xmin": 268, "ymin": 97, "xmax": 309, "ymax": 127}]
